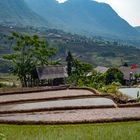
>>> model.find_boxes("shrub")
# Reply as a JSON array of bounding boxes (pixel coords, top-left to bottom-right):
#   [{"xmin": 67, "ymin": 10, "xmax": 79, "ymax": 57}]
[
  {"xmin": 99, "ymin": 82, "xmax": 121, "ymax": 94},
  {"xmin": 105, "ymin": 68, "xmax": 124, "ymax": 85},
  {"xmin": 0, "ymin": 83, "xmax": 7, "ymax": 88}
]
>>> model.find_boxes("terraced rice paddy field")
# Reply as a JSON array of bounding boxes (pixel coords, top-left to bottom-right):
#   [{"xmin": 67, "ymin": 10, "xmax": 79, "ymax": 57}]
[{"xmin": 0, "ymin": 88, "xmax": 140, "ymax": 140}]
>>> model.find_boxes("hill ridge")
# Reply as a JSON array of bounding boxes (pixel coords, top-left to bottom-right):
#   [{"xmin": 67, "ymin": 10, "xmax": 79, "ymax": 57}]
[
  {"xmin": 0, "ymin": 0, "xmax": 47, "ymax": 27},
  {"xmin": 24, "ymin": 0, "xmax": 140, "ymax": 39}
]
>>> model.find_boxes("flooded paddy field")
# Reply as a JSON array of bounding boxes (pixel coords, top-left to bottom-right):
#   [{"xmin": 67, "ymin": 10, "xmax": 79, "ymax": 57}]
[
  {"xmin": 0, "ymin": 97, "xmax": 116, "ymax": 112},
  {"xmin": 119, "ymin": 88, "xmax": 140, "ymax": 99}
]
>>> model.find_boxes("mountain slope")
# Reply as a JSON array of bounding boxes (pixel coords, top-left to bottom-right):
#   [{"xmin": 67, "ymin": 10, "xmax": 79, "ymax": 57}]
[
  {"xmin": 25, "ymin": 0, "xmax": 139, "ymax": 39},
  {"xmin": 135, "ymin": 26, "xmax": 140, "ymax": 33},
  {"xmin": 0, "ymin": 0, "xmax": 47, "ymax": 27},
  {"xmin": 24, "ymin": 0, "xmax": 63, "ymax": 28}
]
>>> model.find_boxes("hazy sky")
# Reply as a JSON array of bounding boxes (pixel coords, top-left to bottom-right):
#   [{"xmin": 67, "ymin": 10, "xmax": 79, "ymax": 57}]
[{"xmin": 57, "ymin": 0, "xmax": 140, "ymax": 27}]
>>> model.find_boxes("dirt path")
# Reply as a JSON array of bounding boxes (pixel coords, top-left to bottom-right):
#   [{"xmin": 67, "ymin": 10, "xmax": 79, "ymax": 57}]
[{"xmin": 0, "ymin": 107, "xmax": 139, "ymax": 124}]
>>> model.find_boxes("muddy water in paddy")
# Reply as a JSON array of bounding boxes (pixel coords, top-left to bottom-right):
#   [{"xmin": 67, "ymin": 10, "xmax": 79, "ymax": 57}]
[
  {"xmin": 119, "ymin": 88, "xmax": 140, "ymax": 99},
  {"xmin": 0, "ymin": 98, "xmax": 115, "ymax": 112}
]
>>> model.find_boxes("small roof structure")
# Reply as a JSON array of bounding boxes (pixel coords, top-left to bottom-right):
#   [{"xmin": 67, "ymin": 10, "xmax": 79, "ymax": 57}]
[
  {"xmin": 34, "ymin": 66, "xmax": 68, "ymax": 80},
  {"xmin": 95, "ymin": 66, "xmax": 108, "ymax": 73},
  {"xmin": 119, "ymin": 66, "xmax": 140, "ymax": 80}
]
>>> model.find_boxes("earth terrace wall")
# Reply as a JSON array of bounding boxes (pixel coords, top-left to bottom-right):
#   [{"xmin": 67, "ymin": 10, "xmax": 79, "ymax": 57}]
[
  {"xmin": 0, "ymin": 105, "xmax": 116, "ymax": 114},
  {"xmin": 0, "ymin": 117, "xmax": 140, "ymax": 125},
  {"xmin": 0, "ymin": 86, "xmax": 100, "ymax": 95},
  {"xmin": 0, "ymin": 103, "xmax": 140, "ymax": 115},
  {"xmin": 0, "ymin": 87, "xmax": 139, "ymax": 105},
  {"xmin": 0, "ymin": 86, "xmax": 69, "ymax": 95}
]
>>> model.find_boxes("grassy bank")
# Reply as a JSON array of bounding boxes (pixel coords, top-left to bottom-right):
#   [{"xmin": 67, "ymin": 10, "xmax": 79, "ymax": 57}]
[
  {"xmin": 0, "ymin": 121, "xmax": 140, "ymax": 140},
  {"xmin": 0, "ymin": 73, "xmax": 20, "ymax": 88}
]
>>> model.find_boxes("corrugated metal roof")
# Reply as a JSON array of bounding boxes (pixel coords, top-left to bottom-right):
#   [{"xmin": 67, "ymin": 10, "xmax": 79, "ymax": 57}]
[
  {"xmin": 119, "ymin": 66, "xmax": 140, "ymax": 80},
  {"xmin": 36, "ymin": 66, "xmax": 68, "ymax": 80}
]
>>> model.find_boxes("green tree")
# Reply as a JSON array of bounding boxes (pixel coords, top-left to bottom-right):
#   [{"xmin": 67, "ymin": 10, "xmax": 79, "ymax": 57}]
[
  {"xmin": 66, "ymin": 51, "xmax": 73, "ymax": 76},
  {"xmin": 105, "ymin": 68, "xmax": 124, "ymax": 85},
  {"xmin": 123, "ymin": 62, "xmax": 128, "ymax": 67},
  {"xmin": 3, "ymin": 32, "xmax": 56, "ymax": 87},
  {"xmin": 72, "ymin": 58, "xmax": 93, "ymax": 77},
  {"xmin": 68, "ymin": 57, "xmax": 93, "ymax": 86}
]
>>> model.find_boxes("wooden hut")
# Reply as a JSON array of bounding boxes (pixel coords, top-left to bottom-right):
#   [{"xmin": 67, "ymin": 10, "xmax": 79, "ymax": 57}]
[{"xmin": 32, "ymin": 66, "xmax": 68, "ymax": 86}]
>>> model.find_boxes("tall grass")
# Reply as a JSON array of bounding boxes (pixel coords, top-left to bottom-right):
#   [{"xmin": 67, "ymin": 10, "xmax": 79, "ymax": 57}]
[{"xmin": 0, "ymin": 121, "xmax": 140, "ymax": 140}]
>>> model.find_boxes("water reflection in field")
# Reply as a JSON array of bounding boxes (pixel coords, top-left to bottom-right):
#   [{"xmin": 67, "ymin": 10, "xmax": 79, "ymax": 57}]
[
  {"xmin": 0, "ymin": 98, "xmax": 115, "ymax": 112},
  {"xmin": 119, "ymin": 88, "xmax": 140, "ymax": 99}
]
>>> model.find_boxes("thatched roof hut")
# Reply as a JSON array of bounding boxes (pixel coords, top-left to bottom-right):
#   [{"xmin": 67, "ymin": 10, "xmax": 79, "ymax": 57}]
[
  {"xmin": 33, "ymin": 66, "xmax": 68, "ymax": 80},
  {"xmin": 32, "ymin": 66, "xmax": 68, "ymax": 86}
]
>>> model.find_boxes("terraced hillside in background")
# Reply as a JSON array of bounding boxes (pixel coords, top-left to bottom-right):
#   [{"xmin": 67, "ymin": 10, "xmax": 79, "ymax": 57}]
[{"xmin": 1, "ymin": 25, "xmax": 140, "ymax": 74}]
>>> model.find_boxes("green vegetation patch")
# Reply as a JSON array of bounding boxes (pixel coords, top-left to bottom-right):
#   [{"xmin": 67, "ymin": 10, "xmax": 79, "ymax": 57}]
[
  {"xmin": 0, "ymin": 121, "xmax": 140, "ymax": 140},
  {"xmin": 0, "ymin": 73, "xmax": 19, "ymax": 88}
]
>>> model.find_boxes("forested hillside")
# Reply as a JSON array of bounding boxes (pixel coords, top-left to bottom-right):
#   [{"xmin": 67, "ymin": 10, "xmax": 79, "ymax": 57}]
[{"xmin": 1, "ymin": 25, "xmax": 140, "ymax": 73}]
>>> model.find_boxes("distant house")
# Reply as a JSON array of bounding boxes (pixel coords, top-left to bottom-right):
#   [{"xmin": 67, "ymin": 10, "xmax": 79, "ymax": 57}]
[
  {"xmin": 119, "ymin": 66, "xmax": 140, "ymax": 85},
  {"xmin": 95, "ymin": 66, "xmax": 108, "ymax": 74},
  {"xmin": 32, "ymin": 66, "xmax": 68, "ymax": 86}
]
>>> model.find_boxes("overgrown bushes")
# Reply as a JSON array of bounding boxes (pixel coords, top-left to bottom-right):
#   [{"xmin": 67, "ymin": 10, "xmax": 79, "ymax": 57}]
[{"xmin": 67, "ymin": 65, "xmax": 123, "ymax": 95}]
